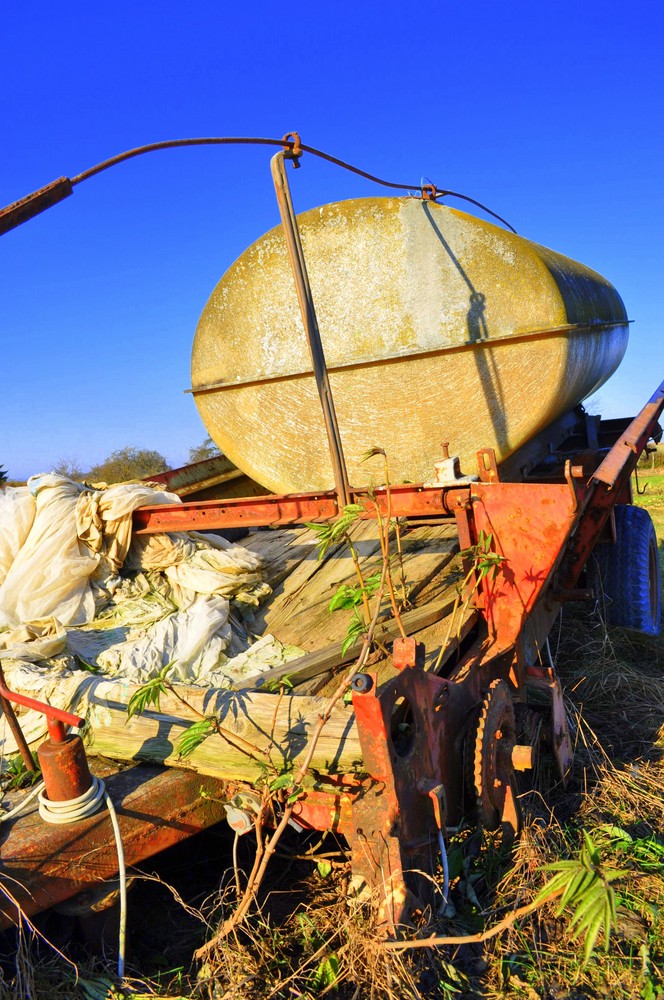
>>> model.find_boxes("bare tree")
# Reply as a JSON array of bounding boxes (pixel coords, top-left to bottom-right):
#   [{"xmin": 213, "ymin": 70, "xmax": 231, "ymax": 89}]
[
  {"xmin": 188, "ymin": 436, "xmax": 222, "ymax": 463},
  {"xmin": 52, "ymin": 458, "xmax": 85, "ymax": 480}
]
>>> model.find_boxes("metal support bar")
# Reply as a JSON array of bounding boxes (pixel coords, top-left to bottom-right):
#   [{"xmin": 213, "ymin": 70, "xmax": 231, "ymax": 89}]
[
  {"xmin": 0, "ymin": 177, "xmax": 73, "ymax": 236},
  {"xmin": 270, "ymin": 149, "xmax": 351, "ymax": 508},
  {"xmin": 132, "ymin": 484, "xmax": 466, "ymax": 534},
  {"xmin": 593, "ymin": 379, "xmax": 664, "ymax": 487}
]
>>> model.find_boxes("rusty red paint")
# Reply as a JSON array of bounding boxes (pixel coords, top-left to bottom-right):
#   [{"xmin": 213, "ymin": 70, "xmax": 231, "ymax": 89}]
[
  {"xmin": 468, "ymin": 483, "xmax": 576, "ymax": 647},
  {"xmin": 348, "ymin": 640, "xmax": 476, "ymax": 925},
  {"xmin": 38, "ymin": 735, "xmax": 93, "ymax": 802},
  {"xmin": 0, "ymin": 765, "xmax": 230, "ymax": 927},
  {"xmin": 132, "ymin": 485, "xmax": 462, "ymax": 535},
  {"xmin": 291, "ymin": 788, "xmax": 354, "ymax": 834}
]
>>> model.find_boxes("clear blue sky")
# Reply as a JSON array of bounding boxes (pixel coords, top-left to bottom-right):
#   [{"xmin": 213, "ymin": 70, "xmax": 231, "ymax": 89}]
[{"xmin": 2, "ymin": 1, "xmax": 663, "ymax": 482}]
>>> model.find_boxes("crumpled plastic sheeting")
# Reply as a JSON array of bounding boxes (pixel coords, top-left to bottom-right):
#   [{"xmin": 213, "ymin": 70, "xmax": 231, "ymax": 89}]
[
  {"xmin": 126, "ymin": 530, "xmax": 268, "ymax": 611},
  {"xmin": 0, "ymin": 487, "xmax": 35, "ymax": 585},
  {"xmin": 0, "ymin": 475, "xmax": 300, "ymax": 755},
  {"xmin": 76, "ymin": 481, "xmax": 182, "ymax": 576},
  {"xmin": 0, "ymin": 474, "xmax": 183, "ymax": 630},
  {"xmin": 0, "ymin": 617, "xmax": 67, "ymax": 662},
  {"xmin": 91, "ymin": 595, "xmax": 233, "ymax": 685},
  {"xmin": 0, "ymin": 475, "xmax": 100, "ymax": 628}
]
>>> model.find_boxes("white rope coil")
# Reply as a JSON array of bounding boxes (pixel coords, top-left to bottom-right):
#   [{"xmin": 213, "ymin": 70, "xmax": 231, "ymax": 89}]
[{"xmin": 38, "ymin": 775, "xmax": 106, "ymax": 824}]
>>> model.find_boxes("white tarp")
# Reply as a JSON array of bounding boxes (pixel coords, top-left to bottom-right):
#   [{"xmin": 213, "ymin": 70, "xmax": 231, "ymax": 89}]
[{"xmin": 0, "ymin": 475, "xmax": 303, "ymax": 753}]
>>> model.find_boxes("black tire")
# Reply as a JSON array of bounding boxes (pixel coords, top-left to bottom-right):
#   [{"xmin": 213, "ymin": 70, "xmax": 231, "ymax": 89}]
[{"xmin": 587, "ymin": 505, "xmax": 661, "ymax": 634}]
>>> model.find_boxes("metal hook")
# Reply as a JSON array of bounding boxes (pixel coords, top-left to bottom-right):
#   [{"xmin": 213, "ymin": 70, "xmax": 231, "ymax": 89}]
[
  {"xmin": 634, "ymin": 462, "xmax": 648, "ymax": 495},
  {"xmin": 282, "ymin": 131, "xmax": 303, "ymax": 167}
]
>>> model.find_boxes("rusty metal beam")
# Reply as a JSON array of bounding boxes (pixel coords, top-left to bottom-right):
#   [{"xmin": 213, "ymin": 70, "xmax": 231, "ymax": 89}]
[
  {"xmin": 0, "ymin": 764, "xmax": 230, "ymax": 927},
  {"xmin": 593, "ymin": 379, "xmax": 664, "ymax": 488},
  {"xmin": 132, "ymin": 484, "xmax": 464, "ymax": 534}
]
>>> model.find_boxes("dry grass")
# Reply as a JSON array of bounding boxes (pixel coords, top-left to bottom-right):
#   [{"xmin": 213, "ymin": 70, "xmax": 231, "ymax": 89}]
[{"xmin": 5, "ymin": 626, "xmax": 664, "ymax": 999}]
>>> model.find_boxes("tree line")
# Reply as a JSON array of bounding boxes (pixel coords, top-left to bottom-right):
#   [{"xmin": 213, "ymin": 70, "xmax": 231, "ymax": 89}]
[{"xmin": 1, "ymin": 437, "xmax": 221, "ymax": 487}]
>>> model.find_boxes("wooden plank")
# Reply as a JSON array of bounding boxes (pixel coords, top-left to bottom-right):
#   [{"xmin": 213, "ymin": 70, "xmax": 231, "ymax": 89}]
[
  {"xmin": 256, "ymin": 522, "xmax": 459, "ymax": 652},
  {"xmin": 69, "ymin": 677, "xmax": 361, "ymax": 786},
  {"xmin": 241, "ymin": 525, "xmax": 320, "ymax": 590},
  {"xmin": 248, "ymin": 592, "xmax": 461, "ymax": 692}
]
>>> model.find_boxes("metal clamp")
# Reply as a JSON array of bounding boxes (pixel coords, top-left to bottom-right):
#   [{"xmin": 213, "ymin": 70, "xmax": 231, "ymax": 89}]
[{"xmin": 282, "ymin": 131, "xmax": 303, "ymax": 167}]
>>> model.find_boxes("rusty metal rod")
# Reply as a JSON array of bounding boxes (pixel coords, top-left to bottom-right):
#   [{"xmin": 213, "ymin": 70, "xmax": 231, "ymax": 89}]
[
  {"xmin": 271, "ymin": 149, "xmax": 351, "ymax": 508},
  {"xmin": 0, "ymin": 177, "xmax": 73, "ymax": 237},
  {"xmin": 0, "ymin": 660, "xmax": 84, "ymax": 731},
  {"xmin": 0, "ymin": 661, "xmax": 37, "ymax": 772}
]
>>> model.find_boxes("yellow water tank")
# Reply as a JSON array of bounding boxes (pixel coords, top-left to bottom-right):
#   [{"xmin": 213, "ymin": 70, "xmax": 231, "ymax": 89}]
[{"xmin": 191, "ymin": 197, "xmax": 628, "ymax": 493}]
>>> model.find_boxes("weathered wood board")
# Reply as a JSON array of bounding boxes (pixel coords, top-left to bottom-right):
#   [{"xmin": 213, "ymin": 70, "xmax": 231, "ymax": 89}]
[
  {"xmin": 3, "ymin": 518, "xmax": 467, "ymax": 787},
  {"xmin": 72, "ymin": 676, "xmax": 360, "ymax": 786},
  {"xmin": 244, "ymin": 520, "xmax": 460, "ymax": 651}
]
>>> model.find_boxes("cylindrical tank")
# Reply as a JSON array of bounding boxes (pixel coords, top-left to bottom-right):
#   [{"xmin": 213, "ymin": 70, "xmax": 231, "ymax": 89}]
[{"xmin": 191, "ymin": 197, "xmax": 628, "ymax": 493}]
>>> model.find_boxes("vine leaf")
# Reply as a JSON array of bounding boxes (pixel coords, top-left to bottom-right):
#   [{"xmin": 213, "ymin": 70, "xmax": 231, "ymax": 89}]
[
  {"xmin": 534, "ymin": 830, "xmax": 628, "ymax": 964},
  {"xmin": 177, "ymin": 717, "xmax": 216, "ymax": 759},
  {"xmin": 126, "ymin": 662, "xmax": 173, "ymax": 721},
  {"xmin": 305, "ymin": 504, "xmax": 364, "ymax": 561},
  {"xmin": 341, "ymin": 609, "xmax": 367, "ymax": 655},
  {"xmin": 328, "ymin": 570, "xmax": 381, "ymax": 612}
]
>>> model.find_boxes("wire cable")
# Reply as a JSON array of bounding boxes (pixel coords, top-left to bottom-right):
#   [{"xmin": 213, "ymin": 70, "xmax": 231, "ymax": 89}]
[
  {"xmin": 437, "ymin": 828, "xmax": 450, "ymax": 912},
  {"xmin": 0, "ymin": 780, "xmax": 44, "ymax": 823},
  {"xmin": 4, "ymin": 775, "xmax": 128, "ymax": 981},
  {"xmin": 69, "ymin": 135, "xmax": 516, "ymax": 232}
]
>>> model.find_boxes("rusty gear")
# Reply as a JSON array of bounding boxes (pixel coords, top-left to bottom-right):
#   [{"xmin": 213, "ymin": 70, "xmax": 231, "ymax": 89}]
[{"xmin": 474, "ymin": 679, "xmax": 520, "ymax": 832}]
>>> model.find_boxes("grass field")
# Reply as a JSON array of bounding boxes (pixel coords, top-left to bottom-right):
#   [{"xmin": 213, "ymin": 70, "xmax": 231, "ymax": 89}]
[
  {"xmin": 636, "ymin": 472, "xmax": 664, "ymax": 572},
  {"xmin": 4, "ymin": 478, "xmax": 664, "ymax": 999}
]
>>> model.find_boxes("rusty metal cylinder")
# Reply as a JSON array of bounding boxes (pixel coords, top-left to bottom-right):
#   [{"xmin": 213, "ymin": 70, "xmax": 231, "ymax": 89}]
[
  {"xmin": 37, "ymin": 734, "xmax": 93, "ymax": 802},
  {"xmin": 191, "ymin": 197, "xmax": 629, "ymax": 493}
]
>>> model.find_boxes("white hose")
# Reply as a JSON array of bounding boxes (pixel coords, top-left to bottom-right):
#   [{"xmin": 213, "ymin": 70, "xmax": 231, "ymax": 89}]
[
  {"xmin": 38, "ymin": 775, "xmax": 105, "ymax": 824},
  {"xmin": 437, "ymin": 828, "xmax": 449, "ymax": 911},
  {"xmin": 0, "ymin": 780, "xmax": 45, "ymax": 823},
  {"xmin": 4, "ymin": 774, "xmax": 127, "ymax": 981},
  {"xmin": 103, "ymin": 790, "xmax": 127, "ymax": 980}
]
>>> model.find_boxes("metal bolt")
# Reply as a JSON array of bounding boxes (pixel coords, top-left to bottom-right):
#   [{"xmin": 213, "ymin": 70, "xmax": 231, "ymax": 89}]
[{"xmin": 351, "ymin": 673, "xmax": 373, "ymax": 694}]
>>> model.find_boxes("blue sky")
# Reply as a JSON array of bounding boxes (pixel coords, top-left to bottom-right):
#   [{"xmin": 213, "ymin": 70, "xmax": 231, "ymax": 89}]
[{"xmin": 2, "ymin": 1, "xmax": 663, "ymax": 481}]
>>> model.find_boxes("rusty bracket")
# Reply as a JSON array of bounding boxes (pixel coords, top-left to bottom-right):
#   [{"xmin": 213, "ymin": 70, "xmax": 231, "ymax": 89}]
[
  {"xmin": 282, "ymin": 131, "xmax": 303, "ymax": 167},
  {"xmin": 525, "ymin": 672, "xmax": 573, "ymax": 785},
  {"xmin": 419, "ymin": 781, "xmax": 447, "ymax": 831},
  {"xmin": 476, "ymin": 448, "xmax": 500, "ymax": 483},
  {"xmin": 564, "ymin": 459, "xmax": 586, "ymax": 511}
]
